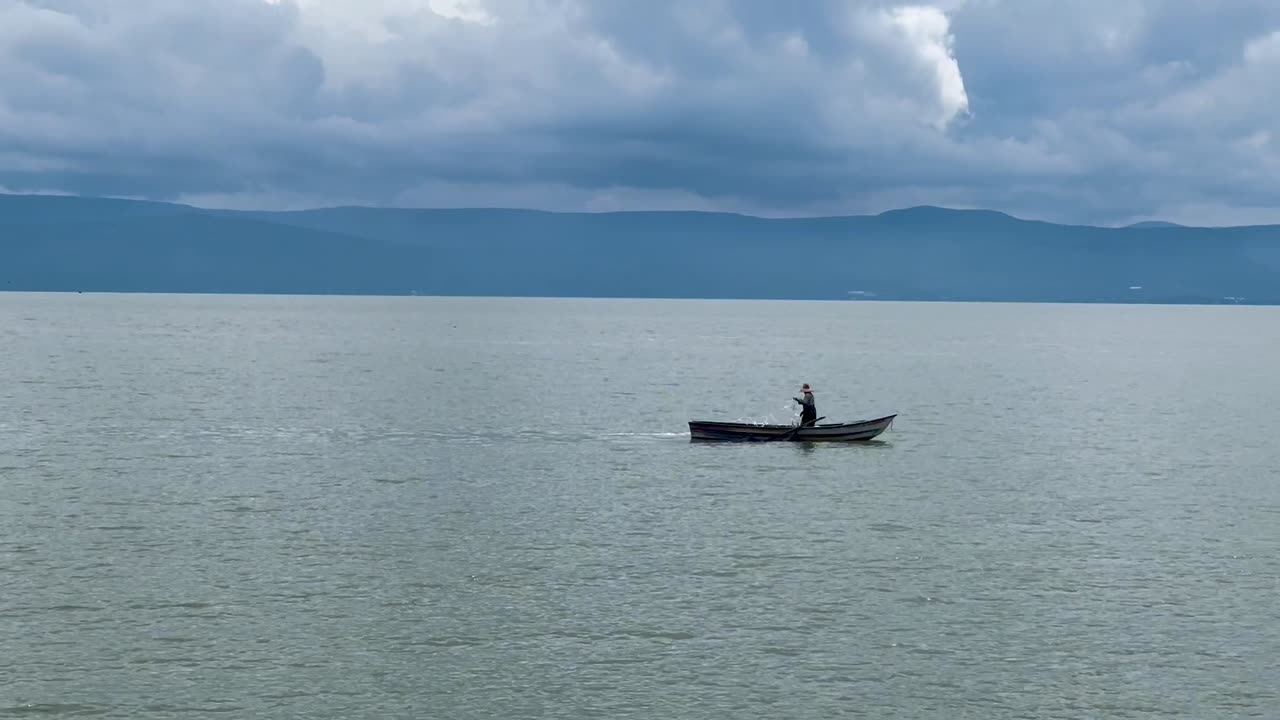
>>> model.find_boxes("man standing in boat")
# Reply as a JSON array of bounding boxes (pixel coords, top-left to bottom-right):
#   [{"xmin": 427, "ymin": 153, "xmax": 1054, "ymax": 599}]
[{"xmin": 793, "ymin": 383, "xmax": 817, "ymax": 427}]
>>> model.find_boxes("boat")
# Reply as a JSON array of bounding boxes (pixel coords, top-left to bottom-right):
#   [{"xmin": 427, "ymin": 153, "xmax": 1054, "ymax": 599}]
[{"xmin": 688, "ymin": 414, "xmax": 897, "ymax": 442}]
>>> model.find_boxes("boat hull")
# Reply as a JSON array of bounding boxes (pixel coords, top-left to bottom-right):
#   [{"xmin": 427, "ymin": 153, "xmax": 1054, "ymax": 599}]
[{"xmin": 688, "ymin": 414, "xmax": 896, "ymax": 442}]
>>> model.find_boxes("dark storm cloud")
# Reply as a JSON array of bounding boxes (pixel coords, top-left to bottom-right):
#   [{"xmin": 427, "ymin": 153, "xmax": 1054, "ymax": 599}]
[{"xmin": 2, "ymin": 0, "xmax": 1280, "ymax": 224}]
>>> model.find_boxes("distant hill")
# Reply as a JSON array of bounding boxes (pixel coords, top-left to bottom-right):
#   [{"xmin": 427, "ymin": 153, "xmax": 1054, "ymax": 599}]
[{"xmin": 2, "ymin": 193, "xmax": 1279, "ymax": 304}]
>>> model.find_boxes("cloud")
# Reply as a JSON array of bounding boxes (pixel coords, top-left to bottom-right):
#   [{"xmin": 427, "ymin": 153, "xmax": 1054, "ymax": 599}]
[
  {"xmin": 0, "ymin": 0, "xmax": 1279, "ymax": 225},
  {"xmin": 876, "ymin": 5, "xmax": 970, "ymax": 128}
]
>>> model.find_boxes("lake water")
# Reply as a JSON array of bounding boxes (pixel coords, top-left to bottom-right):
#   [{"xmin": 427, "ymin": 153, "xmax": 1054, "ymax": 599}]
[{"xmin": 2, "ymin": 293, "xmax": 1278, "ymax": 719}]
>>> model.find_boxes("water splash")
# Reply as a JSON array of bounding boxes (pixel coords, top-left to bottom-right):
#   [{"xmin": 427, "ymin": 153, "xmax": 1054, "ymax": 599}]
[
  {"xmin": 730, "ymin": 401, "xmax": 804, "ymax": 427},
  {"xmin": 784, "ymin": 402, "xmax": 801, "ymax": 420},
  {"xmin": 733, "ymin": 412, "xmax": 791, "ymax": 427}
]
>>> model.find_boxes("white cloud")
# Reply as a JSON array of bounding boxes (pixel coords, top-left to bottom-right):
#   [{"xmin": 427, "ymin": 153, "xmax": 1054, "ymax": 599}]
[
  {"xmin": 427, "ymin": 0, "xmax": 494, "ymax": 25},
  {"xmin": 879, "ymin": 5, "xmax": 970, "ymax": 128}
]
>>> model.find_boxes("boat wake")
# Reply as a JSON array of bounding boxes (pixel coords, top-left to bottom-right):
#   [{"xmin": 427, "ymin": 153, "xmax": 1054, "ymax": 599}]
[{"xmin": 600, "ymin": 432, "xmax": 688, "ymax": 438}]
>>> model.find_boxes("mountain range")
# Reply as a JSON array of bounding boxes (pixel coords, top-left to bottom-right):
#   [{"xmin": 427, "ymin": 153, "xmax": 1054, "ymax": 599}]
[{"xmin": 3, "ymin": 193, "xmax": 1279, "ymax": 304}]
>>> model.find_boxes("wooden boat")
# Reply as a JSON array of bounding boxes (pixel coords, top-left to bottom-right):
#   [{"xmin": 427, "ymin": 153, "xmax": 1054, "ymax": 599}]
[{"xmin": 688, "ymin": 414, "xmax": 896, "ymax": 442}]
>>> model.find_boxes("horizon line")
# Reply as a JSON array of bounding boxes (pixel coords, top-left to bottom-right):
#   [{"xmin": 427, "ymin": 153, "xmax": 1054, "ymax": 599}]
[
  {"xmin": 0, "ymin": 288, "xmax": 1270, "ymax": 307},
  {"xmin": 0, "ymin": 189, "xmax": 1249, "ymax": 230}
]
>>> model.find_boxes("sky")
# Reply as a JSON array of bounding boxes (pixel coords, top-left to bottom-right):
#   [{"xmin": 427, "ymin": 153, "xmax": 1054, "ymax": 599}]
[{"xmin": 2, "ymin": 0, "xmax": 1280, "ymax": 226}]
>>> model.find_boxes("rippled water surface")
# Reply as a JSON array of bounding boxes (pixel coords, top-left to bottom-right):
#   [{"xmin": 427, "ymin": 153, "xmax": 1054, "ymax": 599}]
[{"xmin": 2, "ymin": 293, "xmax": 1278, "ymax": 718}]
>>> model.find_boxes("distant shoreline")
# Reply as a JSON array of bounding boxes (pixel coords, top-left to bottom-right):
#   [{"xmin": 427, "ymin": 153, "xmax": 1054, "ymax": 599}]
[
  {"xmin": 5, "ymin": 194, "xmax": 1279, "ymax": 305},
  {"xmin": 1, "ymin": 289, "xmax": 1271, "ymax": 308}
]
